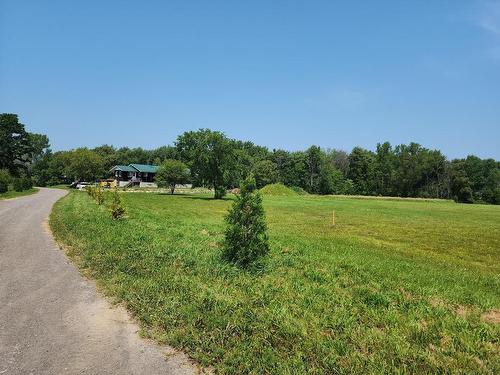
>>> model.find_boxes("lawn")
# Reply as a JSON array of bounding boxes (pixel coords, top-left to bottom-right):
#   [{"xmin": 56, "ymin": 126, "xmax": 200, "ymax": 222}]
[
  {"xmin": 0, "ymin": 188, "xmax": 39, "ymax": 200},
  {"xmin": 50, "ymin": 191, "xmax": 500, "ymax": 374}
]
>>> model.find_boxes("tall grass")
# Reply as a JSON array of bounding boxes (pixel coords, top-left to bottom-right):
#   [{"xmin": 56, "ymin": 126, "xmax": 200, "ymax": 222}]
[{"xmin": 50, "ymin": 191, "xmax": 500, "ymax": 374}]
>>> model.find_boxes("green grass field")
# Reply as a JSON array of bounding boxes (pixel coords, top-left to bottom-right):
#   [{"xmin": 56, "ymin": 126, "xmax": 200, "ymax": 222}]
[
  {"xmin": 0, "ymin": 188, "xmax": 39, "ymax": 200},
  {"xmin": 50, "ymin": 191, "xmax": 500, "ymax": 374}
]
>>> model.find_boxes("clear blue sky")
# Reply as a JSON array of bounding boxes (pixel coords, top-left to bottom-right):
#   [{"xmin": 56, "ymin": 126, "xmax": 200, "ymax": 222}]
[{"xmin": 1, "ymin": 1, "xmax": 499, "ymax": 159}]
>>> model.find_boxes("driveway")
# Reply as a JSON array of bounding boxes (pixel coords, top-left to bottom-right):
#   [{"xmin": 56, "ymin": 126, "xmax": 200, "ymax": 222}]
[{"xmin": 0, "ymin": 188, "xmax": 197, "ymax": 374}]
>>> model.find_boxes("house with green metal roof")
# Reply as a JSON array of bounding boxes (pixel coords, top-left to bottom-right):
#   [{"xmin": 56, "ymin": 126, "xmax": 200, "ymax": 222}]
[
  {"xmin": 129, "ymin": 164, "xmax": 158, "ymax": 174},
  {"xmin": 110, "ymin": 164, "xmax": 159, "ymax": 187}
]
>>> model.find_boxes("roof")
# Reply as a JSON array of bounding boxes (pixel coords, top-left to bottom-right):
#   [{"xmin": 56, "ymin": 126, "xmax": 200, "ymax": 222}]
[
  {"xmin": 110, "ymin": 165, "xmax": 137, "ymax": 172},
  {"xmin": 129, "ymin": 164, "xmax": 158, "ymax": 173}
]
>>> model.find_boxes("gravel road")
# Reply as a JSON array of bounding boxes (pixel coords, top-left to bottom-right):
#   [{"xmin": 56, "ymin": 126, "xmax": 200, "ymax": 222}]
[{"xmin": 0, "ymin": 188, "xmax": 197, "ymax": 375}]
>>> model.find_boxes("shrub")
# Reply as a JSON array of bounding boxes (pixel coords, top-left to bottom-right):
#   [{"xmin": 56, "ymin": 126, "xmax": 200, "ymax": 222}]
[
  {"xmin": 94, "ymin": 185, "xmax": 104, "ymax": 205},
  {"xmin": 13, "ymin": 177, "xmax": 33, "ymax": 192},
  {"xmin": 12, "ymin": 178, "xmax": 23, "ymax": 192},
  {"xmin": 23, "ymin": 177, "xmax": 33, "ymax": 190},
  {"xmin": 0, "ymin": 169, "xmax": 11, "ymax": 193},
  {"xmin": 222, "ymin": 176, "xmax": 269, "ymax": 267},
  {"xmin": 86, "ymin": 185, "xmax": 94, "ymax": 197},
  {"xmin": 109, "ymin": 188, "xmax": 126, "ymax": 219}
]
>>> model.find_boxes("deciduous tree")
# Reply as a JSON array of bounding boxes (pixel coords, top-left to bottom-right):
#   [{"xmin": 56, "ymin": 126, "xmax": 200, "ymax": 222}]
[
  {"xmin": 176, "ymin": 129, "xmax": 235, "ymax": 199},
  {"xmin": 0, "ymin": 114, "xmax": 33, "ymax": 175},
  {"xmin": 156, "ymin": 159, "xmax": 190, "ymax": 194}
]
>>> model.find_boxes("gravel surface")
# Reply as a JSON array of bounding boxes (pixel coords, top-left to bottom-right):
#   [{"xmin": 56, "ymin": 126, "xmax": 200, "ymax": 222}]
[{"xmin": 0, "ymin": 188, "xmax": 198, "ymax": 375}]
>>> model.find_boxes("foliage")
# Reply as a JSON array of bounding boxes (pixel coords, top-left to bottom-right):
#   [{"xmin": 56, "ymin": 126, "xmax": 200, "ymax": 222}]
[
  {"xmin": 348, "ymin": 146, "xmax": 377, "ymax": 195},
  {"xmin": 0, "ymin": 169, "xmax": 11, "ymax": 193},
  {"xmin": 94, "ymin": 185, "xmax": 104, "ymax": 205},
  {"xmin": 31, "ymin": 151, "xmax": 53, "ymax": 186},
  {"xmin": 27, "ymin": 133, "xmax": 50, "ymax": 163},
  {"xmin": 289, "ymin": 186, "xmax": 308, "ymax": 195},
  {"xmin": 12, "ymin": 178, "xmax": 23, "ymax": 192},
  {"xmin": 0, "ymin": 114, "xmax": 33, "ymax": 175},
  {"xmin": 304, "ymin": 146, "xmax": 322, "ymax": 193},
  {"xmin": 252, "ymin": 159, "xmax": 279, "ymax": 188},
  {"xmin": 12, "ymin": 176, "xmax": 33, "ymax": 192},
  {"xmin": 330, "ymin": 149, "xmax": 350, "ymax": 176},
  {"xmin": 109, "ymin": 188, "xmax": 126, "ymax": 219},
  {"xmin": 318, "ymin": 157, "xmax": 345, "ymax": 194},
  {"xmin": 43, "ymin": 151, "xmax": 73, "ymax": 185},
  {"xmin": 155, "ymin": 159, "xmax": 190, "ymax": 194},
  {"xmin": 2, "ymin": 112, "xmax": 498, "ymax": 205},
  {"xmin": 222, "ymin": 177, "xmax": 270, "ymax": 267},
  {"xmin": 455, "ymin": 155, "xmax": 500, "ymax": 204},
  {"xmin": 65, "ymin": 148, "xmax": 105, "ymax": 182},
  {"xmin": 51, "ymin": 191, "xmax": 500, "ymax": 374},
  {"xmin": 176, "ymin": 129, "xmax": 236, "ymax": 199},
  {"xmin": 271, "ymin": 150, "xmax": 308, "ymax": 189},
  {"xmin": 86, "ymin": 185, "xmax": 95, "ymax": 198},
  {"xmin": 449, "ymin": 160, "xmax": 474, "ymax": 203}
]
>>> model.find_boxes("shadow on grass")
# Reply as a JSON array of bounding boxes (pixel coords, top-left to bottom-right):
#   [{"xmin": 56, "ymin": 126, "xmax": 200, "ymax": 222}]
[
  {"xmin": 154, "ymin": 192, "xmax": 234, "ymax": 201},
  {"xmin": 177, "ymin": 195, "xmax": 234, "ymax": 201}
]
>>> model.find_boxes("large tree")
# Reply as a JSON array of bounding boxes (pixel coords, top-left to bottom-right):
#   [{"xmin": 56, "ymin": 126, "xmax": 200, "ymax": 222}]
[
  {"xmin": 93, "ymin": 144, "xmax": 119, "ymax": 171},
  {"xmin": 330, "ymin": 149, "xmax": 350, "ymax": 177},
  {"xmin": 252, "ymin": 160, "xmax": 279, "ymax": 188},
  {"xmin": 271, "ymin": 150, "xmax": 308, "ymax": 189},
  {"xmin": 374, "ymin": 142, "xmax": 395, "ymax": 196},
  {"xmin": 305, "ymin": 146, "xmax": 322, "ymax": 193},
  {"xmin": 348, "ymin": 147, "xmax": 376, "ymax": 195},
  {"xmin": 150, "ymin": 146, "xmax": 178, "ymax": 166},
  {"xmin": 0, "ymin": 114, "xmax": 33, "ymax": 175},
  {"xmin": 156, "ymin": 159, "xmax": 190, "ymax": 194},
  {"xmin": 449, "ymin": 160, "xmax": 473, "ymax": 203},
  {"xmin": 66, "ymin": 148, "xmax": 105, "ymax": 182},
  {"xmin": 176, "ymin": 129, "xmax": 235, "ymax": 198},
  {"xmin": 451, "ymin": 156, "xmax": 500, "ymax": 204}
]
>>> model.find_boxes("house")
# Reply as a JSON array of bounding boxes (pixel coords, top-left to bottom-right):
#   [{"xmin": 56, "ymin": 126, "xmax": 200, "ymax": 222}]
[{"xmin": 110, "ymin": 164, "xmax": 159, "ymax": 188}]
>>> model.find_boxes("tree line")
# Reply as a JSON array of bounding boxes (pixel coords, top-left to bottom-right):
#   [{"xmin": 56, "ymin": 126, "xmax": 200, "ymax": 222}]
[{"xmin": 1, "ymin": 113, "xmax": 499, "ymax": 204}]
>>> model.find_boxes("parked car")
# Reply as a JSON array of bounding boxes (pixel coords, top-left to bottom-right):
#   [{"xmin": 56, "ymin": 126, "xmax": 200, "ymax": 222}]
[{"xmin": 76, "ymin": 182, "xmax": 92, "ymax": 190}]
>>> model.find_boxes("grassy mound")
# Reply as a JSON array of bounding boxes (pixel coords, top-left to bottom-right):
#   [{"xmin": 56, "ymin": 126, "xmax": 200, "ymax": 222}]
[{"xmin": 259, "ymin": 183, "xmax": 298, "ymax": 196}]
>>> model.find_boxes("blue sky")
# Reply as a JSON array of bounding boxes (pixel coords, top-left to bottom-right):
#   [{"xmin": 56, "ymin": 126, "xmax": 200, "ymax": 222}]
[{"xmin": 1, "ymin": 1, "xmax": 499, "ymax": 159}]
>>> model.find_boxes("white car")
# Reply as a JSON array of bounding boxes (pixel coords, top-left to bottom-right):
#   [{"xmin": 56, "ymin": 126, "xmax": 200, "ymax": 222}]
[{"xmin": 76, "ymin": 182, "xmax": 92, "ymax": 190}]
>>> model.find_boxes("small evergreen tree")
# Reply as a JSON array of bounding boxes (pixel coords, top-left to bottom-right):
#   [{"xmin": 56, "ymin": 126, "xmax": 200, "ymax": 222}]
[
  {"xmin": 222, "ymin": 176, "xmax": 269, "ymax": 267},
  {"xmin": 110, "ymin": 187, "xmax": 126, "ymax": 219}
]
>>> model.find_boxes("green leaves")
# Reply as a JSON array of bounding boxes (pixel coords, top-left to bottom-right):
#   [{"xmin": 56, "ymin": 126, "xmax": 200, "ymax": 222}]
[
  {"xmin": 176, "ymin": 129, "xmax": 235, "ymax": 199},
  {"xmin": 155, "ymin": 159, "xmax": 190, "ymax": 194},
  {"xmin": 222, "ymin": 176, "xmax": 269, "ymax": 268},
  {"xmin": 110, "ymin": 188, "xmax": 126, "ymax": 219}
]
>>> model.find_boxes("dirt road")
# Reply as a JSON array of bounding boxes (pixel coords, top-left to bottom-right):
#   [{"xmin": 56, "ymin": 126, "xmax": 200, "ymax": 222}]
[{"xmin": 0, "ymin": 188, "xmax": 196, "ymax": 374}]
